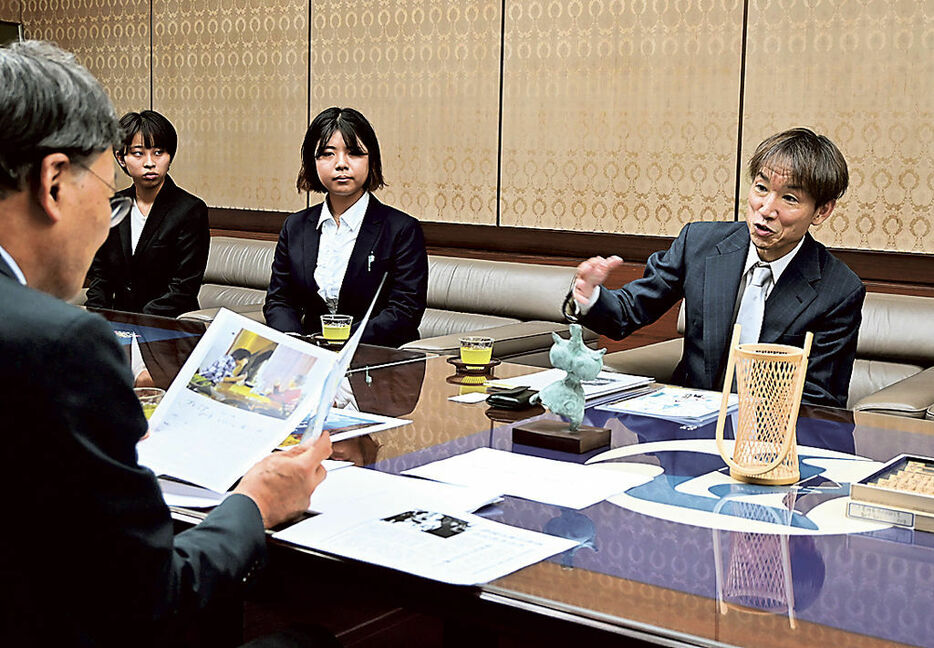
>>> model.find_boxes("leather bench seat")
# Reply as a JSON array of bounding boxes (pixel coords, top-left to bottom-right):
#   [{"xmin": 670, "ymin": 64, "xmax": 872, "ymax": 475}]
[{"xmin": 178, "ymin": 236, "xmax": 595, "ymax": 365}]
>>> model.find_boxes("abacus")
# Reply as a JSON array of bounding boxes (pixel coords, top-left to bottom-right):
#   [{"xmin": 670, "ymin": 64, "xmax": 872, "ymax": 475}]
[{"xmin": 848, "ymin": 455, "xmax": 934, "ymax": 532}]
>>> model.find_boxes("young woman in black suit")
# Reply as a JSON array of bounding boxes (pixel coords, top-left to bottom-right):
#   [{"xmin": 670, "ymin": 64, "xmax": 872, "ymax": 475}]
[
  {"xmin": 264, "ymin": 107, "xmax": 428, "ymax": 347},
  {"xmin": 85, "ymin": 110, "xmax": 209, "ymax": 317}
]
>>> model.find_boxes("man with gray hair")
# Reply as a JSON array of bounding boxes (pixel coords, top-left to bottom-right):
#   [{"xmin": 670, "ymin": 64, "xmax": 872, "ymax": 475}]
[{"xmin": 0, "ymin": 41, "xmax": 332, "ymax": 646}]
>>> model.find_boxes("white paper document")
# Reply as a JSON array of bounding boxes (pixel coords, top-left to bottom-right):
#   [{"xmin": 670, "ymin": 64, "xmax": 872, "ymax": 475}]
[
  {"xmin": 598, "ymin": 386, "xmax": 738, "ymax": 425},
  {"xmin": 306, "ymin": 466, "xmax": 501, "ymax": 516},
  {"xmin": 448, "ymin": 392, "xmax": 490, "ymax": 404},
  {"xmin": 137, "ymin": 296, "xmax": 383, "ymax": 493},
  {"xmin": 274, "ymin": 506, "xmax": 577, "ymax": 585},
  {"xmin": 138, "ymin": 309, "xmax": 341, "ymax": 492},
  {"xmin": 402, "ymin": 447, "xmax": 637, "ymax": 510},
  {"xmin": 487, "ymin": 369, "xmax": 652, "ymax": 400},
  {"xmin": 279, "ymin": 407, "xmax": 410, "ymax": 448}
]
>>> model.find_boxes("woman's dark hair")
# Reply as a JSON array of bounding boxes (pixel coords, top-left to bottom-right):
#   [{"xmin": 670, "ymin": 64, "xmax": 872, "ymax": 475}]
[
  {"xmin": 296, "ymin": 107, "xmax": 385, "ymax": 194},
  {"xmin": 117, "ymin": 110, "xmax": 178, "ymax": 160}
]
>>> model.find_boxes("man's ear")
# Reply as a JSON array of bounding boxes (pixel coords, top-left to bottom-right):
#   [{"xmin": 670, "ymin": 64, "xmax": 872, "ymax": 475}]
[
  {"xmin": 812, "ymin": 199, "xmax": 835, "ymax": 226},
  {"xmin": 35, "ymin": 153, "xmax": 71, "ymax": 224}
]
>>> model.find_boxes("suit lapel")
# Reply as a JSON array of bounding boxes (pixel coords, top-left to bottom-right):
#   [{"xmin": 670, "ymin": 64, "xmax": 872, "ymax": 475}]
[
  {"xmin": 114, "ymin": 184, "xmax": 134, "ymax": 266},
  {"xmin": 703, "ymin": 226, "xmax": 748, "ymax": 385},
  {"xmin": 339, "ymin": 197, "xmax": 386, "ymax": 307},
  {"xmin": 760, "ymin": 234, "xmax": 820, "ymax": 341},
  {"xmin": 116, "ymin": 215, "xmax": 132, "ymax": 266},
  {"xmin": 302, "ymin": 203, "xmax": 323, "ymax": 295},
  {"xmin": 134, "ymin": 176, "xmax": 176, "ymax": 257}
]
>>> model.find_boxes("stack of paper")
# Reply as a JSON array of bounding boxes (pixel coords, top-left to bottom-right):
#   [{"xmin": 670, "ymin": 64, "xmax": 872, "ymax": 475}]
[
  {"xmin": 487, "ymin": 369, "xmax": 653, "ymax": 401},
  {"xmin": 402, "ymin": 447, "xmax": 642, "ymax": 509},
  {"xmin": 598, "ymin": 386, "xmax": 737, "ymax": 426}
]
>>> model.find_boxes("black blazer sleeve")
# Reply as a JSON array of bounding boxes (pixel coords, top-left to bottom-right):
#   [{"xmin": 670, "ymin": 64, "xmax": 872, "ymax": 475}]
[
  {"xmin": 264, "ymin": 210, "xmax": 310, "ymax": 333},
  {"xmin": 85, "ymin": 223, "xmax": 121, "ymax": 310}
]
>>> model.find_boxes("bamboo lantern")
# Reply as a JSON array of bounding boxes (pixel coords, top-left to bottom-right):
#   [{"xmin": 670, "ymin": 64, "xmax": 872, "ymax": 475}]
[{"xmin": 715, "ymin": 324, "xmax": 813, "ymax": 486}]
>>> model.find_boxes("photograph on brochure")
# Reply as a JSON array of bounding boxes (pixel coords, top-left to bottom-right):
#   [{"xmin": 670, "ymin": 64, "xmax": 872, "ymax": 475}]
[{"xmin": 187, "ymin": 328, "xmax": 320, "ymax": 420}]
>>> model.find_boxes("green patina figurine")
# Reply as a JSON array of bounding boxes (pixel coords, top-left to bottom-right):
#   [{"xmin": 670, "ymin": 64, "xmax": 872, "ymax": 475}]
[{"xmin": 539, "ymin": 324, "xmax": 606, "ymax": 431}]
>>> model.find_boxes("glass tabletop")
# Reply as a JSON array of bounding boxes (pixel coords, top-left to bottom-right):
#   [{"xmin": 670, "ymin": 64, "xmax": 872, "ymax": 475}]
[
  {"xmin": 100, "ymin": 307, "xmax": 934, "ymax": 647},
  {"xmin": 356, "ymin": 358, "xmax": 934, "ymax": 648}
]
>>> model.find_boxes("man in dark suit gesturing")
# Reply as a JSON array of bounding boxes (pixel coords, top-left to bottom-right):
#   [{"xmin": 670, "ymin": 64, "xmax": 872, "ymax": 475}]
[
  {"xmin": 0, "ymin": 41, "xmax": 331, "ymax": 646},
  {"xmin": 567, "ymin": 129, "xmax": 864, "ymax": 408}
]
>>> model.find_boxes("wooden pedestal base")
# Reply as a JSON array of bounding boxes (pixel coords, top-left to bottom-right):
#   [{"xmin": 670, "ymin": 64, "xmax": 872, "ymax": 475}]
[{"xmin": 512, "ymin": 420, "xmax": 610, "ymax": 454}]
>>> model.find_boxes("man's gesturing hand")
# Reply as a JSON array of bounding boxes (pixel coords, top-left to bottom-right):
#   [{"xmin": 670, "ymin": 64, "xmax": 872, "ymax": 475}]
[
  {"xmin": 573, "ymin": 255, "xmax": 623, "ymax": 305},
  {"xmin": 235, "ymin": 433, "xmax": 332, "ymax": 529}
]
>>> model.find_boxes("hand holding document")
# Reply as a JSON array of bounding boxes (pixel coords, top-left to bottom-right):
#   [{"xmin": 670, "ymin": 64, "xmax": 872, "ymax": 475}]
[
  {"xmin": 233, "ymin": 433, "xmax": 331, "ymax": 528},
  {"xmin": 138, "ymin": 278, "xmax": 387, "ymax": 493},
  {"xmin": 159, "ymin": 458, "xmax": 353, "ymax": 509}
]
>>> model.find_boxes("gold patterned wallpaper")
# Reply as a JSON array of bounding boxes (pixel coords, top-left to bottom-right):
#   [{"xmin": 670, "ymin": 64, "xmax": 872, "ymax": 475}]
[
  {"xmin": 11, "ymin": 0, "xmax": 934, "ymax": 253},
  {"xmin": 0, "ymin": 1, "xmax": 20, "ymax": 22},
  {"xmin": 741, "ymin": 0, "xmax": 934, "ymax": 254},
  {"xmin": 501, "ymin": 0, "xmax": 743, "ymax": 235},
  {"xmin": 310, "ymin": 0, "xmax": 501, "ymax": 225},
  {"xmin": 153, "ymin": 0, "xmax": 308, "ymax": 213},
  {"xmin": 21, "ymin": 0, "xmax": 150, "ymax": 120}
]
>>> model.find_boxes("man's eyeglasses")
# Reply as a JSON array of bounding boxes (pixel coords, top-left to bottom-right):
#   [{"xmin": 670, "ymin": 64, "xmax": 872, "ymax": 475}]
[{"xmin": 77, "ymin": 163, "xmax": 132, "ymax": 227}]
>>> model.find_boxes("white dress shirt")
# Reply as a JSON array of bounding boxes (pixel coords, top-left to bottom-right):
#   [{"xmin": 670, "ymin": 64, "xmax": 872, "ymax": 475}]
[
  {"xmin": 314, "ymin": 192, "xmax": 370, "ymax": 312},
  {"xmin": 0, "ymin": 243, "xmax": 26, "ymax": 285},
  {"xmin": 732, "ymin": 235, "xmax": 807, "ymax": 319},
  {"xmin": 130, "ymin": 200, "xmax": 147, "ymax": 254}
]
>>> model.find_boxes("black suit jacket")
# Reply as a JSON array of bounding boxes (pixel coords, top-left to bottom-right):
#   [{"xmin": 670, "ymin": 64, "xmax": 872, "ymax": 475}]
[
  {"xmin": 264, "ymin": 196, "xmax": 428, "ymax": 348},
  {"xmin": 0, "ymin": 258, "xmax": 265, "ymax": 647},
  {"xmin": 580, "ymin": 222, "xmax": 865, "ymax": 407},
  {"xmin": 85, "ymin": 175, "xmax": 209, "ymax": 317}
]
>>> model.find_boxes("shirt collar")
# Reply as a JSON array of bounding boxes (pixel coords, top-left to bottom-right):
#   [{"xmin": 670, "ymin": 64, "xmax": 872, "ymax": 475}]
[
  {"xmin": 0, "ymin": 243, "xmax": 27, "ymax": 285},
  {"xmin": 317, "ymin": 192, "xmax": 370, "ymax": 233},
  {"xmin": 743, "ymin": 234, "xmax": 807, "ymax": 284}
]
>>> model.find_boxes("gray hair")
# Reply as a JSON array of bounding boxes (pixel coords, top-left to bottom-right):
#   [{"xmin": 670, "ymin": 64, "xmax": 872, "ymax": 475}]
[{"xmin": 0, "ymin": 40, "xmax": 121, "ymax": 197}]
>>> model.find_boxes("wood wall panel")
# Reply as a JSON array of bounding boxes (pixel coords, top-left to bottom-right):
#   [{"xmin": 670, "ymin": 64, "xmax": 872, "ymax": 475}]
[
  {"xmin": 21, "ymin": 0, "xmax": 149, "ymax": 118},
  {"xmin": 153, "ymin": 0, "xmax": 308, "ymax": 213},
  {"xmin": 500, "ymin": 0, "xmax": 744, "ymax": 234},
  {"xmin": 741, "ymin": 0, "xmax": 934, "ymax": 253},
  {"xmin": 309, "ymin": 0, "xmax": 501, "ymax": 225}
]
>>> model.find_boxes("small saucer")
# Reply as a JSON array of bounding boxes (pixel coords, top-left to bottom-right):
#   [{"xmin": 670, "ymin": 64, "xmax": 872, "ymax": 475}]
[
  {"xmin": 311, "ymin": 334, "xmax": 346, "ymax": 349},
  {"xmin": 446, "ymin": 356, "xmax": 500, "ymax": 376}
]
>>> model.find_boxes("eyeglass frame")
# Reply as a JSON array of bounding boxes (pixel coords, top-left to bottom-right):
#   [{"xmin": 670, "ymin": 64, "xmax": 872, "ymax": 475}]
[{"xmin": 75, "ymin": 161, "xmax": 133, "ymax": 228}]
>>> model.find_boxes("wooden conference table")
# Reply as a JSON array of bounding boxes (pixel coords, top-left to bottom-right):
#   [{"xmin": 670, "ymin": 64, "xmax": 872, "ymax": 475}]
[{"xmin": 103, "ymin": 309, "xmax": 934, "ymax": 648}]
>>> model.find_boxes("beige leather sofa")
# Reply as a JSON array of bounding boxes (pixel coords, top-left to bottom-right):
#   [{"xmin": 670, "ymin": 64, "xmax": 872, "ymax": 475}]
[
  {"xmin": 178, "ymin": 236, "xmax": 595, "ymax": 365},
  {"xmin": 602, "ymin": 292, "xmax": 934, "ymax": 418}
]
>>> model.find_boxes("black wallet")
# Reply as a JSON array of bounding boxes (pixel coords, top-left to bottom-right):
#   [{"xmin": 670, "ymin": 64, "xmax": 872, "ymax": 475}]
[{"xmin": 486, "ymin": 386, "xmax": 538, "ymax": 410}]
